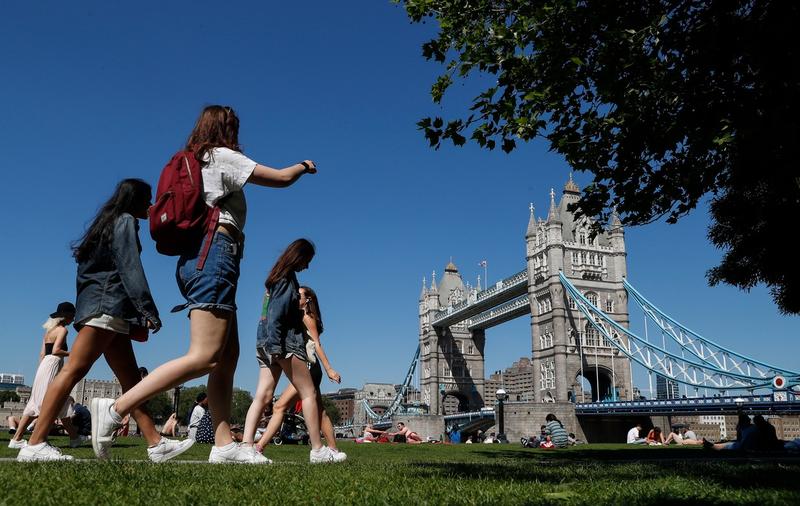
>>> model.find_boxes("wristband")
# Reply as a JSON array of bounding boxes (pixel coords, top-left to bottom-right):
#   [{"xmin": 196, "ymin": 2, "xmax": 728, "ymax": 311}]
[{"xmin": 300, "ymin": 161, "xmax": 311, "ymax": 172}]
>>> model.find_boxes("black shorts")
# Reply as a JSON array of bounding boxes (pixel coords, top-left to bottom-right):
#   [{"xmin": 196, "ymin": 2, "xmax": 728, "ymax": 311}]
[{"xmin": 310, "ymin": 360, "xmax": 323, "ymax": 389}]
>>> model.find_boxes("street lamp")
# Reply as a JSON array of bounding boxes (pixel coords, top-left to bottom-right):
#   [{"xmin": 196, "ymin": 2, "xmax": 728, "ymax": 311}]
[
  {"xmin": 496, "ymin": 388, "xmax": 509, "ymax": 443},
  {"xmin": 733, "ymin": 397, "xmax": 746, "ymax": 412}
]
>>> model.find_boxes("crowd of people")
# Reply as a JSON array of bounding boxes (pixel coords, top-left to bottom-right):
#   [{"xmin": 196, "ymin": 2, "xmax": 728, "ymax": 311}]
[
  {"xmin": 10, "ymin": 105, "xmax": 344, "ymax": 464},
  {"xmin": 626, "ymin": 416, "xmax": 799, "ymax": 452}
]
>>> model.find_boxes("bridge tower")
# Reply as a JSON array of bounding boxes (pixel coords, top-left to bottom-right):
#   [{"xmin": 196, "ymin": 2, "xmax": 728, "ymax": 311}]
[
  {"xmin": 527, "ymin": 175, "xmax": 633, "ymax": 402},
  {"xmin": 419, "ymin": 264, "xmax": 486, "ymax": 414}
]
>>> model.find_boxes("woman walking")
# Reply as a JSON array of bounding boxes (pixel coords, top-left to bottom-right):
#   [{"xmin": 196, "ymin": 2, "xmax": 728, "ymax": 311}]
[
  {"xmin": 18, "ymin": 179, "xmax": 194, "ymax": 462},
  {"xmin": 91, "ymin": 105, "xmax": 317, "ymax": 463},
  {"xmin": 240, "ymin": 239, "xmax": 343, "ymax": 463},
  {"xmin": 244, "ymin": 285, "xmax": 346, "ymax": 461},
  {"xmin": 9, "ymin": 302, "xmax": 84, "ymax": 450}
]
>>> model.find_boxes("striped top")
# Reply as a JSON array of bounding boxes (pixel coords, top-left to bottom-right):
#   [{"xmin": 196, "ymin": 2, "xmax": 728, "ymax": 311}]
[{"xmin": 546, "ymin": 420, "xmax": 569, "ymax": 448}]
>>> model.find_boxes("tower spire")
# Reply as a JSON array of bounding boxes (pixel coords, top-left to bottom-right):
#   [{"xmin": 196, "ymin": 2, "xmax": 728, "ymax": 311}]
[
  {"xmin": 430, "ymin": 270, "xmax": 438, "ymax": 292},
  {"xmin": 547, "ymin": 187, "xmax": 558, "ymax": 221},
  {"xmin": 420, "ymin": 276, "xmax": 428, "ymax": 299},
  {"xmin": 526, "ymin": 202, "xmax": 537, "ymax": 238}
]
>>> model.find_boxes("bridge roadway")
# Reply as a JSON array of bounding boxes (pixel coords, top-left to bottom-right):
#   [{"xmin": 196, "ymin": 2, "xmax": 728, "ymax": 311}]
[
  {"xmin": 431, "ymin": 270, "xmax": 528, "ymax": 328},
  {"xmin": 442, "ymin": 394, "xmax": 800, "ymax": 427},
  {"xmin": 575, "ymin": 394, "xmax": 800, "ymax": 415}
]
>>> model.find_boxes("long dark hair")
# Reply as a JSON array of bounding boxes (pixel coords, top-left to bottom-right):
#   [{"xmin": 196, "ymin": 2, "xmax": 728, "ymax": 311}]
[
  {"xmin": 186, "ymin": 105, "xmax": 241, "ymax": 165},
  {"xmin": 545, "ymin": 413, "xmax": 564, "ymax": 428},
  {"xmin": 300, "ymin": 285, "xmax": 324, "ymax": 334},
  {"xmin": 265, "ymin": 239, "xmax": 316, "ymax": 288},
  {"xmin": 72, "ymin": 179, "xmax": 152, "ymax": 263}
]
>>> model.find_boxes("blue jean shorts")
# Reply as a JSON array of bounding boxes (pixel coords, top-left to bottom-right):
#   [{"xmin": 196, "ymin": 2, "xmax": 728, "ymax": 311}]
[{"xmin": 172, "ymin": 231, "xmax": 242, "ymax": 314}]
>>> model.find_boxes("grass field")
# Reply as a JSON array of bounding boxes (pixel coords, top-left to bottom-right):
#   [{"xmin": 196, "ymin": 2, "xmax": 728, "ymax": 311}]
[{"xmin": 1, "ymin": 433, "xmax": 799, "ymax": 505}]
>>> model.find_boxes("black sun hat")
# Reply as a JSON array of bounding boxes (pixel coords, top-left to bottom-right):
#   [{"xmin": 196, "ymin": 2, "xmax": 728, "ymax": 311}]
[{"xmin": 50, "ymin": 301, "xmax": 76, "ymax": 318}]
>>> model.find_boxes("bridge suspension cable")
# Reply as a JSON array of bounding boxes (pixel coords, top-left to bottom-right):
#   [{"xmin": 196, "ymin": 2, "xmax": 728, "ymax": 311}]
[
  {"xmin": 362, "ymin": 344, "xmax": 421, "ymax": 422},
  {"xmin": 624, "ymin": 279, "xmax": 799, "ymax": 383},
  {"xmin": 559, "ymin": 273, "xmax": 775, "ymax": 391}
]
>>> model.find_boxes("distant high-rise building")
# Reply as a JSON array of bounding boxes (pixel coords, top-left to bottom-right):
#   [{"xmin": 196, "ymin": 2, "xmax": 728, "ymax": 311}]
[
  {"xmin": 485, "ymin": 357, "xmax": 535, "ymax": 403},
  {"xmin": 0, "ymin": 373, "xmax": 24, "ymax": 386},
  {"xmin": 655, "ymin": 375, "xmax": 680, "ymax": 400}
]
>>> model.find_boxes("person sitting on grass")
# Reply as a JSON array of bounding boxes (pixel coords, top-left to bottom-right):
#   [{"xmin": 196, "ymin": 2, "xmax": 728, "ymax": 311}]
[
  {"xmin": 626, "ymin": 423, "xmax": 647, "ymax": 444},
  {"xmin": 389, "ymin": 422, "xmax": 422, "ymax": 443},
  {"xmin": 539, "ymin": 435, "xmax": 555, "ymax": 449},
  {"xmin": 357, "ymin": 423, "xmax": 386, "ymax": 443},
  {"xmin": 665, "ymin": 426, "xmax": 703, "ymax": 445},
  {"xmin": 522, "ymin": 425, "xmax": 548, "ymax": 448},
  {"xmin": 646, "ymin": 426, "xmax": 666, "ymax": 445},
  {"xmin": 544, "ymin": 414, "xmax": 570, "ymax": 448},
  {"xmin": 704, "ymin": 414, "xmax": 757, "ymax": 451}
]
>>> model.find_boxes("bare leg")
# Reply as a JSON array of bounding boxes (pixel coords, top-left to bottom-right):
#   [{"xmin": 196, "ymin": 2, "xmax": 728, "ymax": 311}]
[
  {"xmin": 255, "ymin": 383, "xmax": 296, "ymax": 451},
  {"xmin": 316, "ymin": 391, "xmax": 337, "ymax": 450},
  {"xmin": 103, "ymin": 334, "xmax": 161, "ymax": 446},
  {"xmin": 28, "ymin": 327, "xmax": 112, "ymax": 445},
  {"xmin": 11, "ymin": 414, "xmax": 35, "ymax": 442},
  {"xmin": 243, "ymin": 367, "xmax": 281, "ymax": 445},
  {"xmin": 112, "ymin": 309, "xmax": 232, "ymax": 416},
  {"xmin": 280, "ymin": 356, "xmax": 322, "ymax": 450},
  {"xmin": 206, "ymin": 314, "xmax": 240, "ymax": 446}
]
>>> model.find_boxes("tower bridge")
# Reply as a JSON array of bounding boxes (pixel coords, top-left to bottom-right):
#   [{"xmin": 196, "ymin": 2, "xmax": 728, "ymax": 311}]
[{"xmin": 351, "ymin": 175, "xmax": 799, "ymax": 441}]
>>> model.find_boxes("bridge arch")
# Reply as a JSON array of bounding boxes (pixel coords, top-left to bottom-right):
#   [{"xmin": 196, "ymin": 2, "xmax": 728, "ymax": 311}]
[
  {"xmin": 574, "ymin": 365, "xmax": 616, "ymax": 402},
  {"xmin": 441, "ymin": 391, "xmax": 469, "ymax": 415}
]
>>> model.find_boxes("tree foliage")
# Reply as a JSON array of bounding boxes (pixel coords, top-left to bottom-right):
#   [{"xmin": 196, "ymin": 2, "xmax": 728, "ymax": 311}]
[
  {"xmin": 321, "ymin": 395, "xmax": 341, "ymax": 425},
  {"xmin": 401, "ymin": 0, "xmax": 800, "ymax": 313},
  {"xmin": 0, "ymin": 390, "xmax": 20, "ymax": 406}
]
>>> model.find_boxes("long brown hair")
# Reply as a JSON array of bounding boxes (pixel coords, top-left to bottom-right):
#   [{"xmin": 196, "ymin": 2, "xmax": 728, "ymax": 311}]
[
  {"xmin": 72, "ymin": 179, "xmax": 152, "ymax": 263},
  {"xmin": 265, "ymin": 239, "xmax": 316, "ymax": 289},
  {"xmin": 300, "ymin": 285, "xmax": 324, "ymax": 334},
  {"xmin": 186, "ymin": 105, "xmax": 241, "ymax": 165}
]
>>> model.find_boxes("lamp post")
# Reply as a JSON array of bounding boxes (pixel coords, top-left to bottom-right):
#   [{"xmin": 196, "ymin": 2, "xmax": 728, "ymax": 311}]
[
  {"xmin": 496, "ymin": 388, "xmax": 509, "ymax": 443},
  {"xmin": 734, "ymin": 397, "xmax": 746, "ymax": 413}
]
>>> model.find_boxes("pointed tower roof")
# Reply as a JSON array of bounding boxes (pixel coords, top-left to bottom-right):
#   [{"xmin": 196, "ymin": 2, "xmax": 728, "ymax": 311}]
[
  {"xmin": 420, "ymin": 276, "xmax": 428, "ymax": 300},
  {"xmin": 564, "ymin": 172, "xmax": 580, "ymax": 195},
  {"xmin": 445, "ymin": 260, "xmax": 458, "ymax": 273},
  {"xmin": 430, "ymin": 271, "xmax": 438, "ymax": 293},
  {"xmin": 547, "ymin": 188, "xmax": 560, "ymax": 222},
  {"xmin": 476, "ymin": 274, "xmax": 482, "ymax": 291},
  {"xmin": 526, "ymin": 202, "xmax": 537, "ymax": 238}
]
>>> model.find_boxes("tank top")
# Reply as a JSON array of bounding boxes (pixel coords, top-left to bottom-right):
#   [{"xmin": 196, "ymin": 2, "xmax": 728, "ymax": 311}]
[{"xmin": 44, "ymin": 332, "xmax": 68, "ymax": 355}]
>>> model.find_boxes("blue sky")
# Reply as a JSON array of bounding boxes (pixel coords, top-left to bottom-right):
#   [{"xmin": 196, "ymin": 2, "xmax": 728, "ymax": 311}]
[{"xmin": 1, "ymin": 1, "xmax": 797, "ymax": 400}]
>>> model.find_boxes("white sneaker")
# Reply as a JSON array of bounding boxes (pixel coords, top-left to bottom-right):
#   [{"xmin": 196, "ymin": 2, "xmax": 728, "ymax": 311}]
[
  {"xmin": 147, "ymin": 437, "xmax": 195, "ymax": 463},
  {"xmin": 8, "ymin": 438, "xmax": 27, "ymax": 449},
  {"xmin": 330, "ymin": 448, "xmax": 348, "ymax": 462},
  {"xmin": 209, "ymin": 443, "xmax": 273, "ymax": 464},
  {"xmin": 91, "ymin": 398, "xmax": 121, "ymax": 460},
  {"xmin": 17, "ymin": 442, "xmax": 74, "ymax": 462},
  {"xmin": 69, "ymin": 435, "xmax": 90, "ymax": 448},
  {"xmin": 310, "ymin": 446, "xmax": 344, "ymax": 464}
]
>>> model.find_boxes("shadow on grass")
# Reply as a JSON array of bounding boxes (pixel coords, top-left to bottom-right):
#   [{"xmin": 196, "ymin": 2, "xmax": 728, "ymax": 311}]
[{"xmin": 406, "ymin": 459, "xmax": 800, "ymax": 493}]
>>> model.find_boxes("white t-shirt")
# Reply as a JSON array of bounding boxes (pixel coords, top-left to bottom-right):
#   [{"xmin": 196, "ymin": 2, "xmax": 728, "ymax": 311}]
[
  {"xmin": 201, "ymin": 147, "xmax": 257, "ymax": 231},
  {"xmin": 188, "ymin": 404, "xmax": 206, "ymax": 440},
  {"xmin": 627, "ymin": 427, "xmax": 641, "ymax": 443},
  {"xmin": 684, "ymin": 430, "xmax": 697, "ymax": 440}
]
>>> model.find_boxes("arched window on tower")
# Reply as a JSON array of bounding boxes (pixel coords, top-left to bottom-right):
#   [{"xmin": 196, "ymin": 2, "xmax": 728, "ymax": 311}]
[
  {"xmin": 605, "ymin": 297, "xmax": 614, "ymax": 313},
  {"xmin": 580, "ymin": 232, "xmax": 587, "ymax": 245},
  {"xmin": 586, "ymin": 292, "xmax": 599, "ymax": 308},
  {"xmin": 454, "ymin": 340, "xmax": 463, "ymax": 353}
]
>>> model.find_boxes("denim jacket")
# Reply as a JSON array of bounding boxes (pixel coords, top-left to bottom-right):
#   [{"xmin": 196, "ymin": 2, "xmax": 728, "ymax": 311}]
[
  {"xmin": 257, "ymin": 272, "xmax": 305, "ymax": 357},
  {"xmin": 74, "ymin": 213, "xmax": 161, "ymax": 331}
]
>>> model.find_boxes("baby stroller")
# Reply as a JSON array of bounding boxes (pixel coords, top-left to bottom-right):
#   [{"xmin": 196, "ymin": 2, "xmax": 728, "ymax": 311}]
[{"xmin": 270, "ymin": 400, "xmax": 310, "ymax": 446}]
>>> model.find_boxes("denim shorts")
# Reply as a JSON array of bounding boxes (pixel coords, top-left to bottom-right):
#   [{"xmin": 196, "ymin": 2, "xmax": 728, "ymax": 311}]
[{"xmin": 172, "ymin": 231, "xmax": 242, "ymax": 314}]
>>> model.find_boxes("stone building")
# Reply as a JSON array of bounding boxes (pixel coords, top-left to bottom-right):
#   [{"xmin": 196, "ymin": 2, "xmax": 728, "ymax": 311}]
[
  {"xmin": 485, "ymin": 357, "xmax": 535, "ymax": 402},
  {"xmin": 71, "ymin": 377, "xmax": 122, "ymax": 405}
]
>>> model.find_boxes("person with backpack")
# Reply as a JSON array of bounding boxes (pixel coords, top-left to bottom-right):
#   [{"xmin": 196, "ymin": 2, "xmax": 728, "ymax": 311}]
[
  {"xmin": 17, "ymin": 179, "xmax": 194, "ymax": 462},
  {"xmin": 90, "ymin": 105, "xmax": 316, "ymax": 464}
]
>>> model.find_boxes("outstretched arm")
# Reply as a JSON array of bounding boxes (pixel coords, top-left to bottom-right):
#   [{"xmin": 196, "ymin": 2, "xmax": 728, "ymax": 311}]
[{"xmin": 247, "ymin": 161, "xmax": 317, "ymax": 188}]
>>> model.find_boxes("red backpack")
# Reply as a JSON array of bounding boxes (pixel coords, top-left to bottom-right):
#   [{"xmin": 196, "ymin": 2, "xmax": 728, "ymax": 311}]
[{"xmin": 149, "ymin": 150, "xmax": 219, "ymax": 270}]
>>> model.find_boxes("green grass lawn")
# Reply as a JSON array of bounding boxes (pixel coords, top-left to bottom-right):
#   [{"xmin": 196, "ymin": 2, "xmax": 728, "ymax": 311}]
[{"xmin": 1, "ymin": 433, "xmax": 798, "ymax": 505}]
